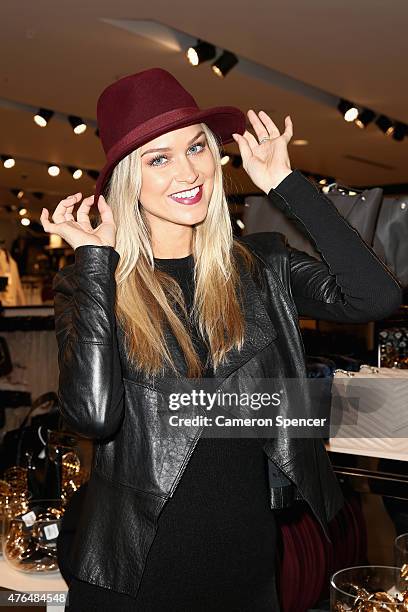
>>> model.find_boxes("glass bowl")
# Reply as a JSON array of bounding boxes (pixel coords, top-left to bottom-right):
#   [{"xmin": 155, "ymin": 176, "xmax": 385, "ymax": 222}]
[
  {"xmin": 2, "ymin": 498, "xmax": 64, "ymax": 573},
  {"xmin": 330, "ymin": 565, "xmax": 408, "ymax": 610}
]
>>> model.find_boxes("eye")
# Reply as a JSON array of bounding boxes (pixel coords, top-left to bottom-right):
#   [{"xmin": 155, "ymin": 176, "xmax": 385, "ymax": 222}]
[
  {"xmin": 188, "ymin": 141, "xmax": 206, "ymax": 155},
  {"xmin": 148, "ymin": 154, "xmax": 167, "ymax": 167},
  {"xmin": 147, "ymin": 141, "xmax": 206, "ymax": 167}
]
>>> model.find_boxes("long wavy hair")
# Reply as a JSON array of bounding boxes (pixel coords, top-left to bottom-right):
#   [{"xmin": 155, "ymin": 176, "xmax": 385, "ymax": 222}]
[{"xmin": 104, "ymin": 122, "xmax": 257, "ymax": 379}]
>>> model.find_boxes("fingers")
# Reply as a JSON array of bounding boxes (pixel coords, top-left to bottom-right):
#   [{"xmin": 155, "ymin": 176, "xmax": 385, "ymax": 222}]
[
  {"xmin": 246, "ymin": 110, "xmax": 293, "ymax": 145},
  {"xmin": 52, "ymin": 193, "xmax": 82, "ymax": 223},
  {"xmin": 242, "ymin": 130, "xmax": 259, "ymax": 153},
  {"xmin": 283, "ymin": 115, "xmax": 293, "ymax": 144},
  {"xmin": 76, "ymin": 195, "xmax": 96, "ymax": 229},
  {"xmin": 232, "ymin": 133, "xmax": 253, "ymax": 168},
  {"xmin": 258, "ymin": 111, "xmax": 293, "ymax": 144},
  {"xmin": 247, "ymin": 109, "xmax": 278, "ymax": 142},
  {"xmin": 97, "ymin": 195, "xmax": 115, "ymax": 225},
  {"xmin": 257, "ymin": 111, "xmax": 282, "ymax": 140},
  {"xmin": 40, "ymin": 208, "xmax": 59, "ymax": 235}
]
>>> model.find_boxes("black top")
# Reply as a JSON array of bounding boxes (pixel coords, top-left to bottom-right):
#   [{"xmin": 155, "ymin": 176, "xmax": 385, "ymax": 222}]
[
  {"xmin": 131, "ymin": 255, "xmax": 280, "ymax": 609},
  {"xmin": 154, "ymin": 254, "xmax": 210, "ymax": 373}
]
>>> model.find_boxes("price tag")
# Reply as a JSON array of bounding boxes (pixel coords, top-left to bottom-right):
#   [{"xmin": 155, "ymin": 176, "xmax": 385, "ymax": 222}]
[
  {"xmin": 43, "ymin": 523, "xmax": 59, "ymax": 540},
  {"xmin": 21, "ymin": 510, "xmax": 36, "ymax": 527}
]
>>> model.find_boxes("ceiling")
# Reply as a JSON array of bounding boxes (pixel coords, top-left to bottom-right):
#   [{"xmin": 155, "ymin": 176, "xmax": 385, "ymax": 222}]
[{"xmin": 1, "ymin": 0, "xmax": 408, "ymax": 223}]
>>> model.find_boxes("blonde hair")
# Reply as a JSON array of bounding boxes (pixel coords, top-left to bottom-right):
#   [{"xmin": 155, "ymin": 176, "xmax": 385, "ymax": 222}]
[{"xmin": 105, "ymin": 122, "xmax": 256, "ymax": 379}]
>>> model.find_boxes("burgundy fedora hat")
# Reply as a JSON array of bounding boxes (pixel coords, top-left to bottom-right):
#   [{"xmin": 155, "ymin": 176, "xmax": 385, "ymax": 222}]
[{"xmin": 93, "ymin": 67, "xmax": 246, "ymax": 205}]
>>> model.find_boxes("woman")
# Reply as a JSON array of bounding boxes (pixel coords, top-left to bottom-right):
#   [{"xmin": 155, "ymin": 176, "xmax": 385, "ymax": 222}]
[{"xmin": 41, "ymin": 68, "xmax": 402, "ymax": 611}]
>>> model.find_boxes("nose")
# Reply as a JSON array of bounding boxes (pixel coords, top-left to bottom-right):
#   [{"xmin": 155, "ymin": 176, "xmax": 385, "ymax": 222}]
[{"xmin": 174, "ymin": 155, "xmax": 199, "ymax": 185}]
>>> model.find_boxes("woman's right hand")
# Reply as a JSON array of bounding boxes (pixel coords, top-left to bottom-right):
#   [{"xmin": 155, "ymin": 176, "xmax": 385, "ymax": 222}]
[{"xmin": 40, "ymin": 192, "xmax": 117, "ymax": 250}]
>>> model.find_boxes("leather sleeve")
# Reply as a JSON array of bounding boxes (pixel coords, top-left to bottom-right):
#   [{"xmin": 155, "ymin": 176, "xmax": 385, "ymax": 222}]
[
  {"xmin": 52, "ymin": 245, "xmax": 125, "ymax": 440},
  {"xmin": 267, "ymin": 169, "xmax": 403, "ymax": 322}
]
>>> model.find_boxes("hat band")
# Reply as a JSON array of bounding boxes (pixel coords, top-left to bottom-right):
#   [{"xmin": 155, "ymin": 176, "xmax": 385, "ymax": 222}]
[{"xmin": 106, "ymin": 106, "xmax": 200, "ymax": 162}]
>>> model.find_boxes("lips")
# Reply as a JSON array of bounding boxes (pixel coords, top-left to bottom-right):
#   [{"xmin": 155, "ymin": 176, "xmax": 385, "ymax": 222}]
[{"xmin": 168, "ymin": 185, "xmax": 203, "ymax": 205}]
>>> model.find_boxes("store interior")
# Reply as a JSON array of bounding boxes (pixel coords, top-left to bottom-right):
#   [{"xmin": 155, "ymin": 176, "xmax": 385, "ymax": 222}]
[{"xmin": 1, "ymin": 1, "xmax": 408, "ymax": 610}]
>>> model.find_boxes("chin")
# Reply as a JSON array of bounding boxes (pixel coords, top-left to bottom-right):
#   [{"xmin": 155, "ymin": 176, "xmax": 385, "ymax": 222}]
[
  {"xmin": 172, "ymin": 202, "xmax": 208, "ymax": 224},
  {"xmin": 174, "ymin": 212, "xmax": 207, "ymax": 227}
]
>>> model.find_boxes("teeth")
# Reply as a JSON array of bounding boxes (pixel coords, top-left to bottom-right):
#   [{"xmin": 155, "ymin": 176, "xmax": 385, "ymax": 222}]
[{"xmin": 171, "ymin": 186, "xmax": 200, "ymax": 199}]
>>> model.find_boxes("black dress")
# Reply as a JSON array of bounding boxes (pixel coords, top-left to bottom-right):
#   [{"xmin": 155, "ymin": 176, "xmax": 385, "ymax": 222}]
[{"xmin": 58, "ymin": 254, "xmax": 281, "ymax": 611}]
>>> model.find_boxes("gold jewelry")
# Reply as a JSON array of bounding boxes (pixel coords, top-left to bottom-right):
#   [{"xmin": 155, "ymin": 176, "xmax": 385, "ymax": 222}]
[{"xmin": 259, "ymin": 136, "xmax": 271, "ymax": 144}]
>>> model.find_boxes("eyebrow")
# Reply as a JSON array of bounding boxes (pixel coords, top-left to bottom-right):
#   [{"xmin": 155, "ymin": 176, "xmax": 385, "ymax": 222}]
[{"xmin": 141, "ymin": 130, "xmax": 205, "ymax": 157}]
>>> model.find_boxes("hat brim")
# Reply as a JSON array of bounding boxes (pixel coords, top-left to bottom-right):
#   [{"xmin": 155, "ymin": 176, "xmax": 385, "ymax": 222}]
[{"xmin": 93, "ymin": 106, "xmax": 246, "ymax": 205}]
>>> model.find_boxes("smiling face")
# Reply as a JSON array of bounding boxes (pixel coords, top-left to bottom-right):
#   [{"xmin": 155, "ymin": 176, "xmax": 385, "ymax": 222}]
[{"xmin": 139, "ymin": 124, "xmax": 216, "ymax": 245}]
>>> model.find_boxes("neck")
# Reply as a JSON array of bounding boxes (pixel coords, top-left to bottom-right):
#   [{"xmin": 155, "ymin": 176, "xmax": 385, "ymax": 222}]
[{"xmin": 150, "ymin": 223, "xmax": 193, "ymax": 259}]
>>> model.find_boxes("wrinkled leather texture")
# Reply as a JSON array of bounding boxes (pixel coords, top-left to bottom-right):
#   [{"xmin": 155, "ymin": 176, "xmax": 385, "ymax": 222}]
[{"xmin": 52, "ymin": 169, "xmax": 403, "ymax": 598}]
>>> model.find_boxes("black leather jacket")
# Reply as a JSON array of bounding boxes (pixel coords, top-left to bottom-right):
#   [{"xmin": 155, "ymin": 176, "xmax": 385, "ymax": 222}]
[{"xmin": 53, "ymin": 170, "xmax": 402, "ymax": 598}]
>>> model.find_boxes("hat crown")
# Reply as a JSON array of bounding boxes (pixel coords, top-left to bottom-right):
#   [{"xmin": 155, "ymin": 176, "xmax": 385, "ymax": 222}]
[{"xmin": 97, "ymin": 68, "xmax": 198, "ymax": 154}]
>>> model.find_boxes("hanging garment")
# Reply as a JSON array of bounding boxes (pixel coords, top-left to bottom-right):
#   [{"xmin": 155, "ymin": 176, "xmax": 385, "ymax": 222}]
[{"xmin": 0, "ymin": 248, "xmax": 26, "ymax": 306}]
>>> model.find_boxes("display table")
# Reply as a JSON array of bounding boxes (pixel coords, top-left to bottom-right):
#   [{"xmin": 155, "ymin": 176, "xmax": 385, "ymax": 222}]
[
  {"xmin": 327, "ymin": 366, "xmax": 408, "ymax": 461},
  {"xmin": 0, "ymin": 558, "xmax": 67, "ymax": 611}
]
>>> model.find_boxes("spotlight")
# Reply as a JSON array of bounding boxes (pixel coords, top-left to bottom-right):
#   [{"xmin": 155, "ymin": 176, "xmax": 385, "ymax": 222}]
[
  {"xmin": 48, "ymin": 164, "xmax": 61, "ymax": 177},
  {"xmin": 292, "ymin": 139, "xmax": 309, "ymax": 146},
  {"xmin": 355, "ymin": 108, "xmax": 376, "ymax": 129},
  {"xmin": 186, "ymin": 40, "xmax": 216, "ymax": 66},
  {"xmin": 220, "ymin": 154, "xmax": 230, "ymax": 166},
  {"xmin": 337, "ymin": 99, "xmax": 359, "ymax": 122},
  {"xmin": 34, "ymin": 108, "xmax": 54, "ymax": 127},
  {"xmin": 86, "ymin": 169, "xmax": 99, "ymax": 181},
  {"xmin": 212, "ymin": 51, "xmax": 238, "ymax": 78},
  {"xmin": 68, "ymin": 115, "xmax": 87, "ymax": 135},
  {"xmin": 392, "ymin": 122, "xmax": 408, "ymax": 142},
  {"xmin": 376, "ymin": 115, "xmax": 394, "ymax": 136},
  {"xmin": 18, "ymin": 207, "xmax": 28, "ymax": 216},
  {"xmin": 21, "ymin": 217, "xmax": 30, "ymax": 226},
  {"xmin": 236, "ymin": 219, "xmax": 245, "ymax": 230},
  {"xmin": 11, "ymin": 189, "xmax": 24, "ymax": 199},
  {"xmin": 1, "ymin": 155, "xmax": 15, "ymax": 168},
  {"xmin": 68, "ymin": 166, "xmax": 83, "ymax": 179}
]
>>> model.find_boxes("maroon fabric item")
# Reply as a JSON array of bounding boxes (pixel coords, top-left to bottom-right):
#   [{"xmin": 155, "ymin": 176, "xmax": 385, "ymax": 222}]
[
  {"xmin": 94, "ymin": 67, "xmax": 246, "ymax": 205},
  {"xmin": 277, "ymin": 496, "xmax": 369, "ymax": 611}
]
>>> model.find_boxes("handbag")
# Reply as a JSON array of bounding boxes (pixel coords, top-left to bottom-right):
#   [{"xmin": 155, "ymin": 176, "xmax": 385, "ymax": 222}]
[
  {"xmin": 373, "ymin": 196, "xmax": 408, "ymax": 288},
  {"xmin": 243, "ymin": 185, "xmax": 384, "ymax": 257}
]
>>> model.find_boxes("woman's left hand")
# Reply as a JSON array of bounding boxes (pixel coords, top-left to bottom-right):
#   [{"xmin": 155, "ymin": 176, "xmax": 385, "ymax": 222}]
[{"xmin": 232, "ymin": 110, "xmax": 293, "ymax": 193}]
